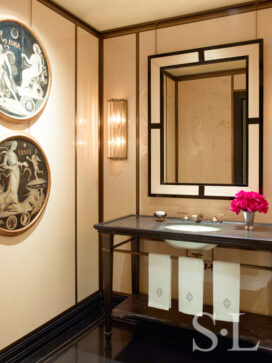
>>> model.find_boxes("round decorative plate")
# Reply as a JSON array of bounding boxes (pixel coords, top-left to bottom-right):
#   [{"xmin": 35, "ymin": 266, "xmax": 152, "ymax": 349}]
[
  {"xmin": 0, "ymin": 134, "xmax": 51, "ymax": 235},
  {"xmin": 0, "ymin": 19, "xmax": 51, "ymax": 122}
]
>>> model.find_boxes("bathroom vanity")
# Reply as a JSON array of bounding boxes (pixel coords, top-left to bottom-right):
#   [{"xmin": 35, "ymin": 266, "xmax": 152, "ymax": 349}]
[{"xmin": 94, "ymin": 214, "xmax": 272, "ymax": 351}]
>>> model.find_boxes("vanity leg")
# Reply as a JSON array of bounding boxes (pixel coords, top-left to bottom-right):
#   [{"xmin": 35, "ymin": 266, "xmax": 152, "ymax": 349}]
[
  {"xmin": 102, "ymin": 233, "xmax": 114, "ymax": 342},
  {"xmin": 131, "ymin": 237, "xmax": 140, "ymax": 294}
]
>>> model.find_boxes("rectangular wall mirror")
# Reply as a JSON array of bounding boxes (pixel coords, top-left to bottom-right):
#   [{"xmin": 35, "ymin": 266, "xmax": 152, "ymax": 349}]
[{"xmin": 148, "ymin": 40, "xmax": 263, "ymax": 199}]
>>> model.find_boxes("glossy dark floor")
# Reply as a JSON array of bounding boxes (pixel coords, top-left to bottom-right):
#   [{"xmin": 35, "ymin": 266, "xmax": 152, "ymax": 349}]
[{"xmin": 40, "ymin": 322, "xmax": 272, "ymax": 363}]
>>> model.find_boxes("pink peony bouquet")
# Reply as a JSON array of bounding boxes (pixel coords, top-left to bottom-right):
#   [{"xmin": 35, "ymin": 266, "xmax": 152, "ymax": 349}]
[{"xmin": 230, "ymin": 190, "xmax": 269, "ymax": 215}]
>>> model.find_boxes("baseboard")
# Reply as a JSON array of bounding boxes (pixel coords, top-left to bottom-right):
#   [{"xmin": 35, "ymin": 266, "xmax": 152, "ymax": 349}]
[
  {"xmin": 0, "ymin": 291, "xmax": 126, "ymax": 362},
  {"xmin": 0, "ymin": 291, "xmax": 102, "ymax": 362}
]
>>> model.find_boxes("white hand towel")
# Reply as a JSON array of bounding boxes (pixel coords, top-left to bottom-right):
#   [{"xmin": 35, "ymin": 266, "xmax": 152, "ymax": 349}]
[
  {"xmin": 213, "ymin": 261, "xmax": 240, "ymax": 322},
  {"xmin": 148, "ymin": 253, "xmax": 171, "ymax": 311},
  {"xmin": 178, "ymin": 257, "xmax": 204, "ymax": 316}
]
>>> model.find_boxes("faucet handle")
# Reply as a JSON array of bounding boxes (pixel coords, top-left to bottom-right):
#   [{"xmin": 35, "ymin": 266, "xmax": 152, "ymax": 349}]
[
  {"xmin": 178, "ymin": 211, "xmax": 190, "ymax": 220},
  {"xmin": 211, "ymin": 213, "xmax": 224, "ymax": 223}
]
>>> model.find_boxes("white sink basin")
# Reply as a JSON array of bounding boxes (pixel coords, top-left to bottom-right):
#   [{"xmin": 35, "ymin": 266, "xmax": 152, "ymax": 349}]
[
  {"xmin": 165, "ymin": 224, "xmax": 220, "ymax": 233},
  {"xmin": 164, "ymin": 223, "xmax": 220, "ymax": 251}
]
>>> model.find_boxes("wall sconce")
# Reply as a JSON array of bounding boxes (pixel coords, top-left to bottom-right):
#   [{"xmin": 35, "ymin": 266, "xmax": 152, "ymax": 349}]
[{"xmin": 107, "ymin": 99, "xmax": 128, "ymax": 159}]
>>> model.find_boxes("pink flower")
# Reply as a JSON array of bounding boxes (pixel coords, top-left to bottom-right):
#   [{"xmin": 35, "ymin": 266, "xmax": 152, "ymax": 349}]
[
  {"xmin": 235, "ymin": 190, "xmax": 247, "ymax": 200},
  {"xmin": 247, "ymin": 200, "xmax": 258, "ymax": 213},
  {"xmin": 258, "ymin": 201, "xmax": 269, "ymax": 213},
  {"xmin": 239, "ymin": 199, "xmax": 248, "ymax": 210},
  {"xmin": 230, "ymin": 199, "xmax": 240, "ymax": 214},
  {"xmin": 230, "ymin": 190, "xmax": 269, "ymax": 215}
]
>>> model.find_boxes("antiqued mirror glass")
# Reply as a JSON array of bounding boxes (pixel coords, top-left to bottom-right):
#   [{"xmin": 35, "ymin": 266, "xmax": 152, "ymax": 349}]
[
  {"xmin": 162, "ymin": 59, "xmax": 247, "ymax": 185},
  {"xmin": 148, "ymin": 40, "xmax": 262, "ymax": 198}
]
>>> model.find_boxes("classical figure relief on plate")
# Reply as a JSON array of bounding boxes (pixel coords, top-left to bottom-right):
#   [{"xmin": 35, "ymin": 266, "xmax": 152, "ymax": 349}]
[
  {"xmin": 0, "ymin": 134, "xmax": 50, "ymax": 235},
  {"xmin": 0, "ymin": 19, "xmax": 51, "ymax": 122}
]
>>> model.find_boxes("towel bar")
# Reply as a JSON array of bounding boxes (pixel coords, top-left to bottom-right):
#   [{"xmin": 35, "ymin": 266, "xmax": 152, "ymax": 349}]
[
  {"xmin": 113, "ymin": 237, "xmax": 136, "ymax": 249},
  {"xmin": 102, "ymin": 247, "xmax": 272, "ymax": 272}
]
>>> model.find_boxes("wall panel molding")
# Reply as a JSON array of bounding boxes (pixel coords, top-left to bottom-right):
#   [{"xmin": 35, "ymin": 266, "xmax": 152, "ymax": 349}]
[
  {"xmin": 37, "ymin": 0, "xmax": 272, "ymax": 39},
  {"xmin": 102, "ymin": 0, "xmax": 272, "ymax": 38},
  {"xmin": 37, "ymin": 0, "xmax": 101, "ymax": 38}
]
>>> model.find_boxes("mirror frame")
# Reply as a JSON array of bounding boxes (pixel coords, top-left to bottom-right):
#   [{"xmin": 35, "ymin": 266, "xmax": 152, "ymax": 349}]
[{"xmin": 148, "ymin": 39, "xmax": 263, "ymax": 199}]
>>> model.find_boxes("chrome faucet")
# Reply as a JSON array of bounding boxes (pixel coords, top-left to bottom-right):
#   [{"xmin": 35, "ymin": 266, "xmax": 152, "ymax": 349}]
[
  {"xmin": 178, "ymin": 211, "xmax": 190, "ymax": 220},
  {"xmin": 191, "ymin": 213, "xmax": 203, "ymax": 223}
]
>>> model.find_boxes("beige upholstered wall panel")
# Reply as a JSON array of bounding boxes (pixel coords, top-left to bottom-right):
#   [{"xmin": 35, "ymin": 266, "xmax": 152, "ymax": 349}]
[
  {"xmin": 103, "ymin": 34, "xmax": 136, "ymax": 293},
  {"xmin": 0, "ymin": 0, "xmax": 99, "ymax": 349},
  {"xmin": 77, "ymin": 27, "xmax": 99, "ymax": 301},
  {"xmin": 0, "ymin": 0, "xmax": 31, "ymax": 25},
  {"xmin": 0, "ymin": 1, "xmax": 76, "ymax": 349}
]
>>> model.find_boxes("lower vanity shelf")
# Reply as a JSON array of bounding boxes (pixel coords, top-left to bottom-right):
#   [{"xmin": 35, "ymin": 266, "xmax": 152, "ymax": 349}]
[{"xmin": 112, "ymin": 294, "xmax": 272, "ymax": 351}]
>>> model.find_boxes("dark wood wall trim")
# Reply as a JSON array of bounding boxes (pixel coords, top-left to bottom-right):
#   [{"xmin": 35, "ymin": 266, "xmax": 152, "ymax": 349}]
[
  {"xmin": 37, "ymin": 0, "xmax": 101, "ymax": 38},
  {"xmin": 174, "ymin": 68, "xmax": 246, "ymax": 82},
  {"xmin": 98, "ymin": 38, "xmax": 104, "ymax": 291},
  {"xmin": 136, "ymin": 33, "xmax": 140, "ymax": 215},
  {"xmin": 74, "ymin": 25, "xmax": 78, "ymax": 304},
  {"xmin": 150, "ymin": 124, "xmax": 161, "ymax": 129},
  {"xmin": 248, "ymin": 117, "xmax": 260, "ymax": 124},
  {"xmin": 259, "ymin": 38, "xmax": 264, "ymax": 194},
  {"xmin": 102, "ymin": 0, "xmax": 272, "ymax": 38},
  {"xmin": 175, "ymin": 80, "xmax": 178, "ymax": 183},
  {"xmin": 163, "ymin": 70, "xmax": 176, "ymax": 82}
]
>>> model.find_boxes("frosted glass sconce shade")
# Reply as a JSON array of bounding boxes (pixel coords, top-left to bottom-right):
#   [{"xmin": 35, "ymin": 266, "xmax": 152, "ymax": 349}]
[{"xmin": 107, "ymin": 99, "xmax": 128, "ymax": 159}]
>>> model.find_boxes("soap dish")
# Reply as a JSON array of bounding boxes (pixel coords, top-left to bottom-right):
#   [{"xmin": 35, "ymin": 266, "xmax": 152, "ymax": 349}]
[{"xmin": 154, "ymin": 211, "xmax": 167, "ymax": 222}]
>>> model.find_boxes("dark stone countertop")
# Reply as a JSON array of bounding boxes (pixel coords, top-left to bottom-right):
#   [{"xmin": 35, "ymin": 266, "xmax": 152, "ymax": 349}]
[{"xmin": 94, "ymin": 214, "xmax": 272, "ymax": 251}]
